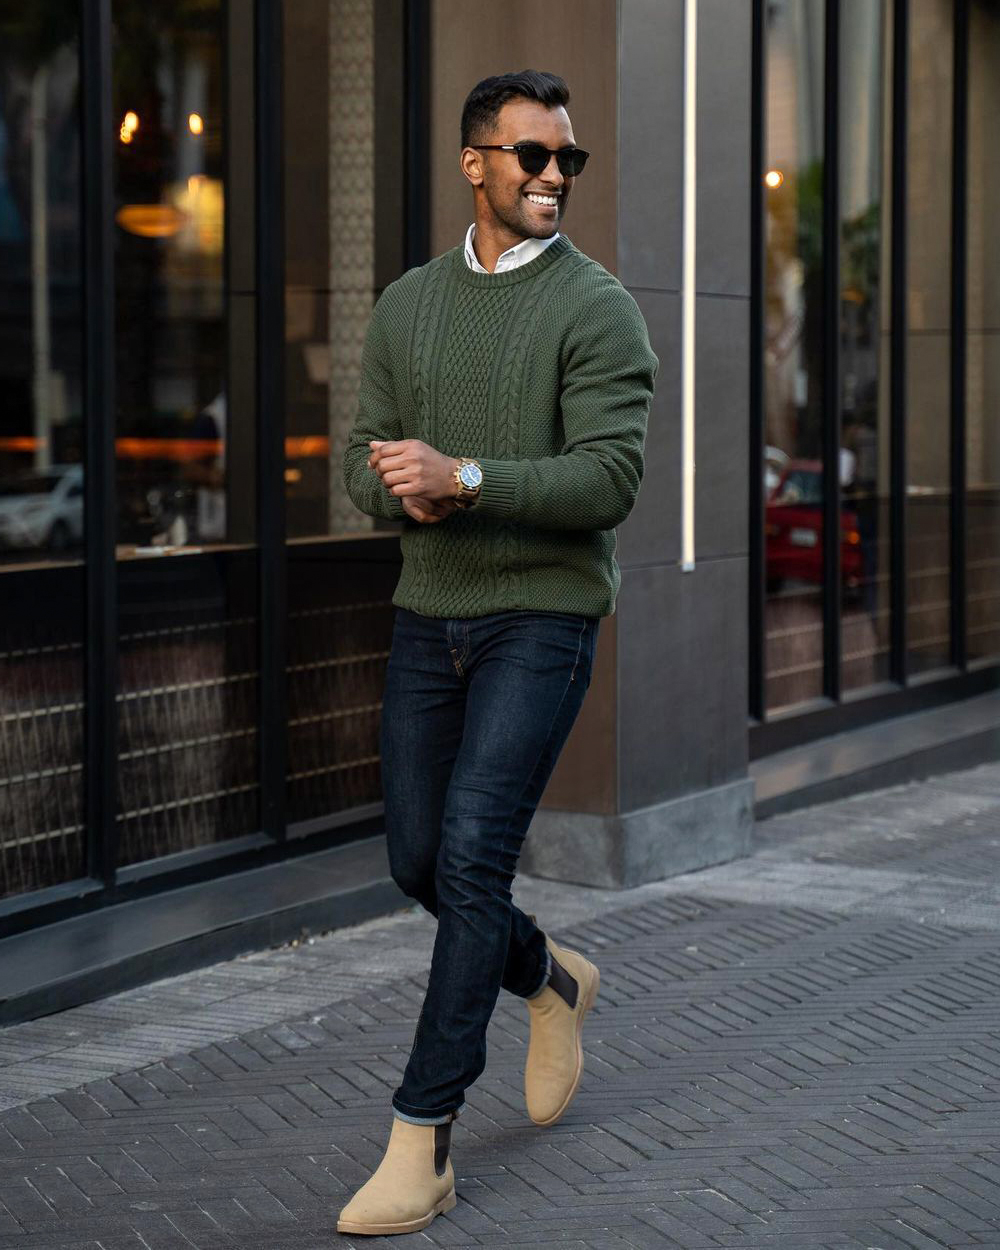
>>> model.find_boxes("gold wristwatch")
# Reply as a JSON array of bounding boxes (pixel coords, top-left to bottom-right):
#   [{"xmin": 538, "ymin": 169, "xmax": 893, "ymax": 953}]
[{"xmin": 452, "ymin": 457, "xmax": 483, "ymax": 509}]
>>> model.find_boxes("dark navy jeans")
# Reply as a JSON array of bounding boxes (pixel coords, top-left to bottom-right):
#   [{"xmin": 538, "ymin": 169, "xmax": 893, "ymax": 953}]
[{"xmin": 381, "ymin": 606, "xmax": 599, "ymax": 1124}]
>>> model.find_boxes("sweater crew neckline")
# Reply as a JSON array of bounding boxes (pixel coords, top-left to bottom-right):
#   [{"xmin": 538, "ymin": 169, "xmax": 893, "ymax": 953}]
[{"xmin": 451, "ymin": 233, "xmax": 573, "ymax": 286}]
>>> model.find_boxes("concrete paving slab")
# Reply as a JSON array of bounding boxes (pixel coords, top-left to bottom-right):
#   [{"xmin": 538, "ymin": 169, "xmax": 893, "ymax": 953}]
[{"xmin": 0, "ymin": 764, "xmax": 999, "ymax": 1245}]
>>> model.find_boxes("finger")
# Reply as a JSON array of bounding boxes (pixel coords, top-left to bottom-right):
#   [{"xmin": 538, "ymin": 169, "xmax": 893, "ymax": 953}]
[
  {"xmin": 373, "ymin": 450, "xmax": 411, "ymax": 473},
  {"xmin": 382, "ymin": 468, "xmax": 420, "ymax": 488},
  {"xmin": 389, "ymin": 480, "xmax": 420, "ymax": 497},
  {"xmin": 370, "ymin": 456, "xmax": 400, "ymax": 479}
]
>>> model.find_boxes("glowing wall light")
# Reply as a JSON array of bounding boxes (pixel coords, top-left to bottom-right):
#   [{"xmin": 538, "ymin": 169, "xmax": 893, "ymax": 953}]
[{"xmin": 119, "ymin": 110, "xmax": 139, "ymax": 144}]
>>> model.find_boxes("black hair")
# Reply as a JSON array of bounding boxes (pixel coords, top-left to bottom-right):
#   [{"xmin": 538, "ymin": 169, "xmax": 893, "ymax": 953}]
[{"xmin": 460, "ymin": 70, "xmax": 570, "ymax": 149}]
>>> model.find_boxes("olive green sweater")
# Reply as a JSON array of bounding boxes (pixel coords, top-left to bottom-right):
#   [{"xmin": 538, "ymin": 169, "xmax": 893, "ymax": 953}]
[{"xmin": 343, "ymin": 234, "xmax": 658, "ymax": 619}]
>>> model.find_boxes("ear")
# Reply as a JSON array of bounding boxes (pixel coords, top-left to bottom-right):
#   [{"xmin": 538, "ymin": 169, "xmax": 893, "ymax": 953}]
[{"xmin": 460, "ymin": 147, "xmax": 484, "ymax": 187}]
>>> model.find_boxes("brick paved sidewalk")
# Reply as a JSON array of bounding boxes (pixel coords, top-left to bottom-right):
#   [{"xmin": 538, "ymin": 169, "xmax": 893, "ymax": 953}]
[{"xmin": 1, "ymin": 763, "xmax": 999, "ymax": 1248}]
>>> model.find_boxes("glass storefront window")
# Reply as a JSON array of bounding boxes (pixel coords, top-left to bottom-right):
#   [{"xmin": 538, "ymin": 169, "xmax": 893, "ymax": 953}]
[
  {"xmin": 839, "ymin": 0, "xmax": 891, "ymax": 691},
  {"xmin": 282, "ymin": 0, "xmax": 407, "ymax": 827},
  {"xmin": 0, "ymin": 5, "xmax": 86, "ymax": 897},
  {"xmin": 905, "ymin": 0, "xmax": 953, "ymax": 675},
  {"xmin": 755, "ymin": 0, "xmax": 1000, "ymax": 735},
  {"xmin": 112, "ymin": 2, "xmax": 229, "ymax": 554},
  {"xmin": 966, "ymin": 0, "xmax": 1000, "ymax": 663},
  {"xmin": 763, "ymin": 0, "xmax": 826, "ymax": 712},
  {"xmin": 111, "ymin": 2, "xmax": 260, "ymax": 865}
]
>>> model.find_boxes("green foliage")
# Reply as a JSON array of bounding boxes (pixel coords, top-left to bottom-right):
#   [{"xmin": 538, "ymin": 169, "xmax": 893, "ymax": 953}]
[{"xmin": 842, "ymin": 200, "xmax": 881, "ymax": 307}]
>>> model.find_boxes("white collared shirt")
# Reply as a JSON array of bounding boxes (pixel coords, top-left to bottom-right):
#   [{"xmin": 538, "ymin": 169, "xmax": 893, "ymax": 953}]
[{"xmin": 463, "ymin": 222, "xmax": 560, "ymax": 274}]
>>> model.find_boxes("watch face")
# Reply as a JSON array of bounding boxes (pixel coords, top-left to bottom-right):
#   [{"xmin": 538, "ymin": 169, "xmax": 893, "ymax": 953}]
[{"xmin": 459, "ymin": 463, "xmax": 483, "ymax": 489}]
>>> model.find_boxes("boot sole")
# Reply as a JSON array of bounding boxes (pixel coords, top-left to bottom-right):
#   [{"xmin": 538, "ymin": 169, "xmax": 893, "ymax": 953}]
[
  {"xmin": 336, "ymin": 1188, "xmax": 456, "ymax": 1235},
  {"xmin": 529, "ymin": 960, "xmax": 600, "ymax": 1127}
]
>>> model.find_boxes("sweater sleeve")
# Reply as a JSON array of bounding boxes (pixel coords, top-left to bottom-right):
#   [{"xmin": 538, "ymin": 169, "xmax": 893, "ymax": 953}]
[
  {"xmin": 342, "ymin": 297, "xmax": 407, "ymax": 521},
  {"xmin": 472, "ymin": 282, "xmax": 658, "ymax": 531}
]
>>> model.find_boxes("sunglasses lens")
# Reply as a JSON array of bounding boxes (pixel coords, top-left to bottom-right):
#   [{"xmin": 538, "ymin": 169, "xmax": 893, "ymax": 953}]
[
  {"xmin": 515, "ymin": 144, "xmax": 589, "ymax": 177},
  {"xmin": 558, "ymin": 148, "xmax": 588, "ymax": 176},
  {"xmin": 517, "ymin": 144, "xmax": 550, "ymax": 176}
]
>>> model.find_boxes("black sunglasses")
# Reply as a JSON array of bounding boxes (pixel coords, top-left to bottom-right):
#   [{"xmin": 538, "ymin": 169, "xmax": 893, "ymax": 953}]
[{"xmin": 472, "ymin": 142, "xmax": 589, "ymax": 178}]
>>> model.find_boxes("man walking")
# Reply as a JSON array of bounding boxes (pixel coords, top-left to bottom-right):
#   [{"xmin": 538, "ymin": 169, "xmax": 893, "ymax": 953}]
[{"xmin": 337, "ymin": 70, "xmax": 657, "ymax": 1237}]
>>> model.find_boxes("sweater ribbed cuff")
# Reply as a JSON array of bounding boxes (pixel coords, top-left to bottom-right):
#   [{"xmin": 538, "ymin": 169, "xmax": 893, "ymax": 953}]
[
  {"xmin": 384, "ymin": 490, "xmax": 406, "ymax": 520},
  {"xmin": 474, "ymin": 459, "xmax": 521, "ymax": 519}
]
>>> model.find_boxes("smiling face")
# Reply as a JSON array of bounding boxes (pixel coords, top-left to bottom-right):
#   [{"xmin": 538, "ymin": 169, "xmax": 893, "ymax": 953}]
[{"xmin": 460, "ymin": 97, "xmax": 576, "ymax": 244}]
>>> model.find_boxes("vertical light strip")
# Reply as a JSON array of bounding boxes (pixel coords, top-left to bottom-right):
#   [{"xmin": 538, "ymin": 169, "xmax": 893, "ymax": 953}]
[{"xmin": 681, "ymin": 0, "xmax": 698, "ymax": 571}]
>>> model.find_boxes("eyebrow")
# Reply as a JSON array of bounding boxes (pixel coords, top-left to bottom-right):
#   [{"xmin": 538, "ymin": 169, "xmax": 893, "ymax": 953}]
[{"xmin": 511, "ymin": 137, "xmax": 576, "ymax": 147}]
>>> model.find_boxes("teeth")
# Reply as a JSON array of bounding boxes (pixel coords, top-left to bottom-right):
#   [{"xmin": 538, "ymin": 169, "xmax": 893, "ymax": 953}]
[{"xmin": 526, "ymin": 193, "xmax": 557, "ymax": 206}]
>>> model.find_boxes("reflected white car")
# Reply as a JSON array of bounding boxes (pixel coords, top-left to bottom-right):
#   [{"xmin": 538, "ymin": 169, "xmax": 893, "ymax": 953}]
[
  {"xmin": 764, "ymin": 445, "xmax": 790, "ymax": 497},
  {"xmin": 0, "ymin": 464, "xmax": 84, "ymax": 551}
]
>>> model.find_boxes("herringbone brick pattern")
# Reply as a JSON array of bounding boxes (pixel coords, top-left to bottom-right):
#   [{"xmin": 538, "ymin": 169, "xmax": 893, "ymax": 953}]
[{"xmin": 2, "ymin": 768, "xmax": 1000, "ymax": 1247}]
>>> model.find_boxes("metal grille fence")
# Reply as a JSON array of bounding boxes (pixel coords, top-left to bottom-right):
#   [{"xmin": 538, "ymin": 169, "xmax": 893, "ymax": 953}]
[
  {"xmin": 286, "ymin": 598, "xmax": 392, "ymax": 822},
  {"xmin": 1, "ymin": 574, "xmax": 396, "ymax": 900},
  {"xmin": 0, "ymin": 628, "xmax": 86, "ymax": 900},
  {"xmin": 115, "ymin": 606, "xmax": 260, "ymax": 868}
]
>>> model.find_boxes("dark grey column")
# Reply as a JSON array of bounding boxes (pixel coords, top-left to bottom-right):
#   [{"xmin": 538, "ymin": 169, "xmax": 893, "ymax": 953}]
[{"xmin": 524, "ymin": 0, "xmax": 754, "ymax": 888}]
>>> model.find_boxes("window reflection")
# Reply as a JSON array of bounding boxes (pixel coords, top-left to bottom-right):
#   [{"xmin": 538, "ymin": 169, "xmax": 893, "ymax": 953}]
[
  {"xmin": 906, "ymin": 0, "xmax": 953, "ymax": 674},
  {"xmin": 112, "ymin": 1, "xmax": 228, "ymax": 553},
  {"xmin": 283, "ymin": 0, "xmax": 407, "ymax": 826},
  {"xmin": 763, "ymin": 0, "xmax": 826, "ymax": 712},
  {"xmin": 0, "ymin": 5, "xmax": 84, "ymax": 561},
  {"xmin": 966, "ymin": 0, "xmax": 1000, "ymax": 663},
  {"xmin": 283, "ymin": 0, "xmax": 406, "ymax": 541},
  {"xmin": 0, "ymin": 4, "xmax": 86, "ymax": 897},
  {"xmin": 111, "ymin": 2, "xmax": 260, "ymax": 865},
  {"xmin": 840, "ymin": 0, "xmax": 891, "ymax": 690}
]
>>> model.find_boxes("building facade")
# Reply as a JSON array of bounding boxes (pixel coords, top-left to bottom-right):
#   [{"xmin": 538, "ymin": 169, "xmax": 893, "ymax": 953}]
[{"xmin": 0, "ymin": 1, "xmax": 996, "ymax": 1000}]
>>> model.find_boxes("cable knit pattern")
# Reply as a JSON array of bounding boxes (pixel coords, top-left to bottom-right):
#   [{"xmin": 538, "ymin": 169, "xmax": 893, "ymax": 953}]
[
  {"xmin": 343, "ymin": 234, "xmax": 659, "ymax": 619},
  {"xmin": 428, "ymin": 282, "xmax": 516, "ymax": 610}
]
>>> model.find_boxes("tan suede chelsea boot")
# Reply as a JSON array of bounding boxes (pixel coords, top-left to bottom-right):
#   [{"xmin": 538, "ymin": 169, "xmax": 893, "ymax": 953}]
[
  {"xmin": 524, "ymin": 935, "xmax": 600, "ymax": 1126},
  {"xmin": 336, "ymin": 1113, "xmax": 456, "ymax": 1236}
]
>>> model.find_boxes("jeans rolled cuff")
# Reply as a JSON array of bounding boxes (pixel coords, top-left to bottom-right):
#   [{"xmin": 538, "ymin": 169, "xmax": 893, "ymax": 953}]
[
  {"xmin": 392, "ymin": 1101, "xmax": 464, "ymax": 1127},
  {"xmin": 523, "ymin": 945, "xmax": 552, "ymax": 1000}
]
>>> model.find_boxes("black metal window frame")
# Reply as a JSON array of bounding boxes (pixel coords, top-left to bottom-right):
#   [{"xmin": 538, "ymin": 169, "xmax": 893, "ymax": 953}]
[
  {"xmin": 748, "ymin": 0, "xmax": 997, "ymax": 759},
  {"xmin": 0, "ymin": 0, "xmax": 430, "ymax": 939}
]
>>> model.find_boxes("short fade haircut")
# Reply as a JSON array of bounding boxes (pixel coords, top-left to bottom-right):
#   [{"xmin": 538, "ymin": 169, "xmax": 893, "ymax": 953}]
[{"xmin": 460, "ymin": 70, "xmax": 570, "ymax": 150}]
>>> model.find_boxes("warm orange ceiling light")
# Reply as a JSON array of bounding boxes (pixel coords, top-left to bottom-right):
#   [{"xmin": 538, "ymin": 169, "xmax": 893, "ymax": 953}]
[
  {"xmin": 115, "ymin": 203, "xmax": 188, "ymax": 238},
  {"xmin": 765, "ymin": 169, "xmax": 784, "ymax": 189},
  {"xmin": 188, "ymin": 112, "xmax": 204, "ymax": 135}
]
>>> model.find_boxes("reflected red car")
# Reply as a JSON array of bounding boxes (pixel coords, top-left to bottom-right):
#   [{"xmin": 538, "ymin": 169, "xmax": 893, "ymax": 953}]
[{"xmin": 765, "ymin": 460, "xmax": 862, "ymax": 592}]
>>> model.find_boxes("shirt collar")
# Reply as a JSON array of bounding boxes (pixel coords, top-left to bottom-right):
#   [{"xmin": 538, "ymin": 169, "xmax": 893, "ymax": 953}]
[{"xmin": 463, "ymin": 222, "xmax": 560, "ymax": 275}]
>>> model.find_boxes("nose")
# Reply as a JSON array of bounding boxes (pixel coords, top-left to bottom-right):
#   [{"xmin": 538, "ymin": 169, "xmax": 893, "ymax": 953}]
[{"xmin": 539, "ymin": 152, "xmax": 565, "ymax": 187}]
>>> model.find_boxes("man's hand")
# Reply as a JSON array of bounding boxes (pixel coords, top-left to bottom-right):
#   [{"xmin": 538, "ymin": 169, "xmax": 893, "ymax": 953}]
[
  {"xmin": 369, "ymin": 439, "xmax": 459, "ymax": 502},
  {"xmin": 400, "ymin": 495, "xmax": 458, "ymax": 524}
]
